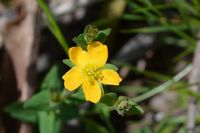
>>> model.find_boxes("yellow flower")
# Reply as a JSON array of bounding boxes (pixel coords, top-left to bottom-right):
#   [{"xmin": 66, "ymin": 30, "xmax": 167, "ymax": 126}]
[{"xmin": 62, "ymin": 41, "xmax": 122, "ymax": 103}]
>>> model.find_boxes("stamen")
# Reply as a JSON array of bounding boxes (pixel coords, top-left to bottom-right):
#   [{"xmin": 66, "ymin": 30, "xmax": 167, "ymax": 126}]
[{"xmin": 83, "ymin": 64, "xmax": 103, "ymax": 84}]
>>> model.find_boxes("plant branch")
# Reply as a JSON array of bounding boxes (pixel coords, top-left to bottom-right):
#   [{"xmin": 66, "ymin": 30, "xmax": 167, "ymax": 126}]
[{"xmin": 133, "ymin": 64, "xmax": 192, "ymax": 102}]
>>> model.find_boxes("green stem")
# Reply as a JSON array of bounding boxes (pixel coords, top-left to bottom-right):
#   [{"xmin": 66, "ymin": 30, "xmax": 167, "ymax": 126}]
[
  {"xmin": 37, "ymin": 0, "xmax": 69, "ymax": 53},
  {"xmin": 133, "ymin": 64, "xmax": 192, "ymax": 102},
  {"xmin": 101, "ymin": 114, "xmax": 116, "ymax": 133},
  {"xmin": 60, "ymin": 89, "xmax": 72, "ymax": 101}
]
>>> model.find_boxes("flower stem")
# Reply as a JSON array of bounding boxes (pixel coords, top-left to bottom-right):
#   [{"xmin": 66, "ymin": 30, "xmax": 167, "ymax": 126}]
[
  {"xmin": 133, "ymin": 64, "xmax": 192, "ymax": 102},
  {"xmin": 101, "ymin": 114, "xmax": 116, "ymax": 133},
  {"xmin": 60, "ymin": 89, "xmax": 72, "ymax": 101}
]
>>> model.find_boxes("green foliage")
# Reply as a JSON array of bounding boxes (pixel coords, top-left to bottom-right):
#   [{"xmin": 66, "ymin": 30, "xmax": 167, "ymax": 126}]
[
  {"xmin": 118, "ymin": 0, "xmax": 200, "ymax": 132},
  {"xmin": 6, "ymin": 0, "xmax": 197, "ymax": 131},
  {"xmin": 73, "ymin": 25, "xmax": 111, "ymax": 49},
  {"xmin": 114, "ymin": 61, "xmax": 170, "ymax": 81},
  {"xmin": 62, "ymin": 59, "xmax": 75, "ymax": 68},
  {"xmin": 24, "ymin": 89, "xmax": 51, "ymax": 111},
  {"xmin": 72, "ymin": 34, "xmax": 88, "ymax": 49},
  {"xmin": 130, "ymin": 105, "xmax": 144, "ymax": 115},
  {"xmin": 155, "ymin": 116, "xmax": 186, "ymax": 133},
  {"xmin": 133, "ymin": 64, "xmax": 192, "ymax": 102},
  {"xmin": 4, "ymin": 102, "xmax": 37, "ymax": 123},
  {"xmin": 94, "ymin": 28, "xmax": 111, "ymax": 43},
  {"xmin": 95, "ymin": 103, "xmax": 116, "ymax": 133},
  {"xmin": 100, "ymin": 93, "xmax": 117, "ymax": 106},
  {"xmin": 41, "ymin": 65, "xmax": 63, "ymax": 91},
  {"xmin": 38, "ymin": 111, "xmax": 61, "ymax": 133},
  {"xmin": 37, "ymin": 0, "xmax": 68, "ymax": 52},
  {"xmin": 130, "ymin": 127, "xmax": 152, "ymax": 133},
  {"xmin": 82, "ymin": 118, "xmax": 109, "ymax": 133},
  {"xmin": 57, "ymin": 103, "xmax": 80, "ymax": 120},
  {"xmin": 33, "ymin": 0, "xmax": 200, "ymax": 132},
  {"xmin": 123, "ymin": 0, "xmax": 200, "ymax": 59},
  {"xmin": 115, "ymin": 85, "xmax": 150, "ymax": 94},
  {"xmin": 103, "ymin": 63, "xmax": 118, "ymax": 71},
  {"xmin": 65, "ymin": 89, "xmax": 85, "ymax": 104},
  {"xmin": 84, "ymin": 25, "xmax": 99, "ymax": 44},
  {"xmin": 115, "ymin": 96, "xmax": 143, "ymax": 116},
  {"xmin": 0, "ymin": 0, "xmax": 11, "ymax": 6}
]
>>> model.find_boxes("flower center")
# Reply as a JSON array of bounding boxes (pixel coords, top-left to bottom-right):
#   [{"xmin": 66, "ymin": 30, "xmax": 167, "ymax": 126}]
[{"xmin": 83, "ymin": 64, "xmax": 103, "ymax": 84}]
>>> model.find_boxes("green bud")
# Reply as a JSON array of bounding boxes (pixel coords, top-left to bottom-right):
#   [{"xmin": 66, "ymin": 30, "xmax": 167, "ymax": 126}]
[
  {"xmin": 51, "ymin": 92, "xmax": 61, "ymax": 103},
  {"xmin": 115, "ymin": 96, "xmax": 136, "ymax": 116},
  {"xmin": 84, "ymin": 25, "xmax": 99, "ymax": 43}
]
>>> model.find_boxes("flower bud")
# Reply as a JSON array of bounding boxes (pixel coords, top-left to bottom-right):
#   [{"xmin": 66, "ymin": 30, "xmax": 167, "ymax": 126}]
[
  {"xmin": 115, "ymin": 96, "xmax": 136, "ymax": 116},
  {"xmin": 84, "ymin": 25, "xmax": 98, "ymax": 43}
]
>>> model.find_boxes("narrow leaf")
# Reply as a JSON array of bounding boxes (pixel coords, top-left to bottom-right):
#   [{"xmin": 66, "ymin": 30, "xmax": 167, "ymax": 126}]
[
  {"xmin": 100, "ymin": 93, "xmax": 117, "ymax": 106},
  {"xmin": 24, "ymin": 90, "xmax": 50, "ymax": 110},
  {"xmin": 94, "ymin": 28, "xmax": 111, "ymax": 43},
  {"xmin": 4, "ymin": 102, "xmax": 37, "ymax": 123},
  {"xmin": 103, "ymin": 64, "xmax": 118, "ymax": 71},
  {"xmin": 39, "ymin": 111, "xmax": 61, "ymax": 133},
  {"xmin": 37, "ymin": 0, "xmax": 68, "ymax": 52},
  {"xmin": 62, "ymin": 59, "xmax": 75, "ymax": 68},
  {"xmin": 41, "ymin": 65, "xmax": 63, "ymax": 91},
  {"xmin": 72, "ymin": 34, "xmax": 87, "ymax": 49}
]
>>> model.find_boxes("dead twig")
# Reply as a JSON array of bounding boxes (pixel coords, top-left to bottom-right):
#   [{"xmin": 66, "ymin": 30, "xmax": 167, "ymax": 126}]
[
  {"xmin": 187, "ymin": 35, "xmax": 200, "ymax": 133},
  {"xmin": 2, "ymin": 0, "xmax": 39, "ymax": 133}
]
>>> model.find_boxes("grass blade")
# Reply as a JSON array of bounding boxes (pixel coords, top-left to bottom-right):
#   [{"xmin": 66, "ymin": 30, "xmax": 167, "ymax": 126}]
[{"xmin": 37, "ymin": 0, "xmax": 69, "ymax": 53}]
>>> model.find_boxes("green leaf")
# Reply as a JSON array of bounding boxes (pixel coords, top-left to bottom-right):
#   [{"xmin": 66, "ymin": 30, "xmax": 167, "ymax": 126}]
[
  {"xmin": 65, "ymin": 89, "xmax": 85, "ymax": 104},
  {"xmin": 98, "ymin": 82, "xmax": 104, "ymax": 96},
  {"xmin": 100, "ymin": 93, "xmax": 117, "ymax": 106},
  {"xmin": 139, "ymin": 0, "xmax": 162, "ymax": 16},
  {"xmin": 114, "ymin": 85, "xmax": 150, "ymax": 94},
  {"xmin": 130, "ymin": 127, "xmax": 152, "ymax": 133},
  {"xmin": 62, "ymin": 59, "xmax": 75, "ymax": 68},
  {"xmin": 94, "ymin": 28, "xmax": 111, "ymax": 43},
  {"xmin": 57, "ymin": 103, "xmax": 80, "ymax": 121},
  {"xmin": 24, "ymin": 90, "xmax": 51, "ymax": 111},
  {"xmin": 82, "ymin": 118, "xmax": 109, "ymax": 133},
  {"xmin": 103, "ymin": 63, "xmax": 118, "ymax": 71},
  {"xmin": 95, "ymin": 103, "xmax": 111, "ymax": 119},
  {"xmin": 94, "ymin": 103, "xmax": 116, "ymax": 133},
  {"xmin": 38, "ymin": 111, "xmax": 61, "ymax": 133},
  {"xmin": 72, "ymin": 34, "xmax": 87, "ymax": 49},
  {"xmin": 126, "ymin": 0, "xmax": 157, "ymax": 21},
  {"xmin": 174, "ymin": 0, "xmax": 199, "ymax": 16},
  {"xmin": 91, "ymin": 18, "xmax": 115, "ymax": 27},
  {"xmin": 120, "ymin": 24, "xmax": 188, "ymax": 33},
  {"xmin": 178, "ymin": 88, "xmax": 200, "ymax": 100},
  {"xmin": 121, "ymin": 14, "xmax": 146, "ymax": 21},
  {"xmin": 41, "ymin": 65, "xmax": 63, "ymax": 91},
  {"xmin": 114, "ymin": 62, "xmax": 170, "ymax": 81},
  {"xmin": 4, "ymin": 102, "xmax": 37, "ymax": 123},
  {"xmin": 129, "ymin": 105, "xmax": 144, "ymax": 115}
]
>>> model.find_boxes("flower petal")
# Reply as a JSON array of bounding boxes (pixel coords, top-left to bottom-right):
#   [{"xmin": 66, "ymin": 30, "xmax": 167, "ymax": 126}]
[
  {"xmin": 101, "ymin": 70, "xmax": 122, "ymax": 85},
  {"xmin": 87, "ymin": 41, "xmax": 108, "ymax": 67},
  {"xmin": 82, "ymin": 80, "xmax": 101, "ymax": 103},
  {"xmin": 62, "ymin": 66, "xmax": 85, "ymax": 91},
  {"xmin": 69, "ymin": 47, "xmax": 90, "ymax": 67}
]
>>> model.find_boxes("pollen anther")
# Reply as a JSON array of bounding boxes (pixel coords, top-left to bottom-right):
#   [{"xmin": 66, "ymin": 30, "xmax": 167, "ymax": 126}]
[{"xmin": 83, "ymin": 64, "xmax": 103, "ymax": 84}]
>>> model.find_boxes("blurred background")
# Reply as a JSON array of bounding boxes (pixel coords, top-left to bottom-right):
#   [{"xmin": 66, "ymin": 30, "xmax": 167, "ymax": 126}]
[{"xmin": 0, "ymin": 0, "xmax": 200, "ymax": 133}]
